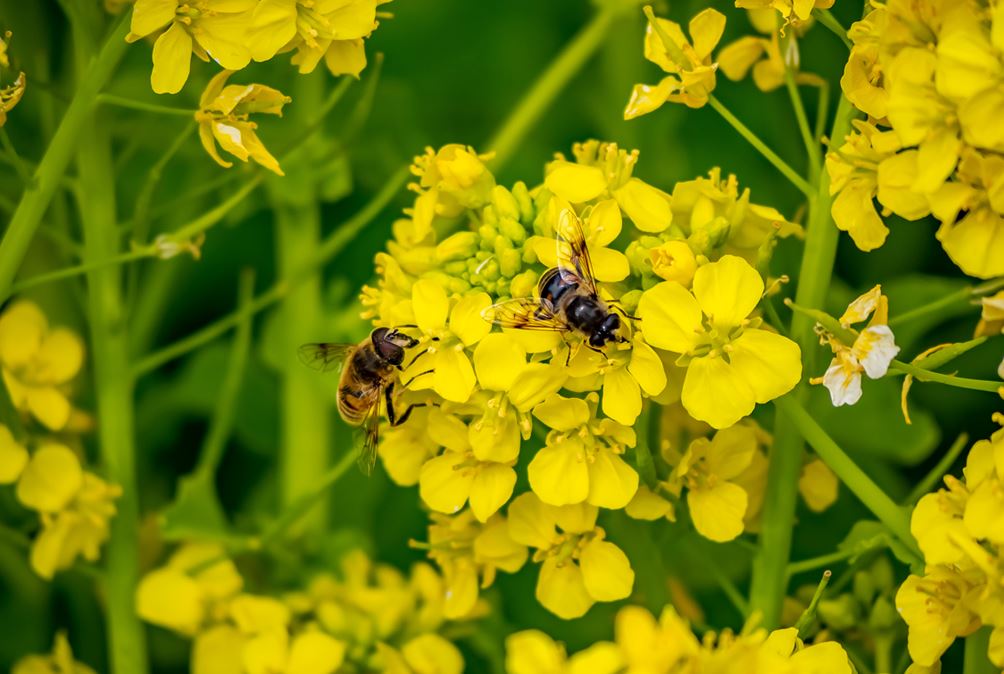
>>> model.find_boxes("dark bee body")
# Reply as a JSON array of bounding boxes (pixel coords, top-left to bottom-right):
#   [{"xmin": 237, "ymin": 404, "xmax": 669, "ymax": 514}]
[
  {"xmin": 486, "ymin": 209, "xmax": 628, "ymax": 349},
  {"xmin": 299, "ymin": 327, "xmax": 420, "ymax": 473}
]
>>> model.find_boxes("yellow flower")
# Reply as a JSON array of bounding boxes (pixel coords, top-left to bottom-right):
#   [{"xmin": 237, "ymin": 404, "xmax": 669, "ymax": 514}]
[
  {"xmin": 410, "ymin": 144, "xmax": 496, "ymax": 233},
  {"xmin": 242, "ymin": 625, "xmax": 346, "ymax": 674},
  {"xmin": 136, "ymin": 543, "xmax": 243, "ymax": 636},
  {"xmin": 638, "ymin": 255, "xmax": 801, "ymax": 428},
  {"xmin": 418, "ymin": 409, "xmax": 517, "ymax": 522},
  {"xmin": 528, "ymin": 394, "xmax": 640, "ymax": 509},
  {"xmin": 648, "ymin": 239, "xmax": 697, "ymax": 285},
  {"xmin": 614, "ymin": 605, "xmax": 699, "ymax": 673},
  {"xmin": 735, "ymin": 0, "xmax": 834, "ymax": 26},
  {"xmin": 0, "ymin": 301, "xmax": 85, "ymax": 431},
  {"xmin": 841, "ymin": 9, "xmax": 889, "ymax": 119},
  {"xmin": 505, "ymin": 630, "xmax": 623, "ymax": 674},
  {"xmin": 378, "ymin": 407, "xmax": 439, "ymax": 486},
  {"xmin": 127, "ymin": 0, "xmax": 256, "ymax": 94},
  {"xmin": 797, "ymin": 458, "xmax": 838, "ymax": 512},
  {"xmin": 826, "ymin": 120, "xmax": 929, "ymax": 252},
  {"xmin": 1, "ymin": 70, "xmax": 25, "ymax": 127},
  {"xmin": 422, "ymin": 510, "xmax": 527, "ymax": 619},
  {"xmin": 195, "ymin": 70, "xmax": 290, "ymax": 175},
  {"xmin": 0, "ymin": 424, "xmax": 28, "ymax": 483},
  {"xmin": 507, "ymin": 493, "xmax": 634, "ymax": 619},
  {"xmin": 813, "ymin": 285, "xmax": 901, "ymax": 407},
  {"xmin": 11, "ymin": 632, "xmax": 96, "ymax": 674},
  {"xmin": 543, "ymin": 140, "xmax": 672, "ymax": 233},
  {"xmin": 718, "ymin": 10, "xmax": 823, "ymax": 93},
  {"xmin": 625, "ymin": 8, "xmax": 726, "ymax": 115},
  {"xmin": 975, "ymin": 290, "xmax": 1004, "ymax": 337},
  {"xmin": 668, "ymin": 424, "xmax": 758, "ymax": 542},
  {"xmin": 530, "ymin": 200, "xmax": 629, "ymax": 283},
  {"xmin": 896, "ymin": 567, "xmax": 983, "ymax": 667},
  {"xmin": 376, "ymin": 636, "xmax": 464, "ymax": 674},
  {"xmin": 403, "ymin": 281, "xmax": 491, "ymax": 403}
]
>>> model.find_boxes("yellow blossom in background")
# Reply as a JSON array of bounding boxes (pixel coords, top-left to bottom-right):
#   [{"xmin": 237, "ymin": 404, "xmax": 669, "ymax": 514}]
[
  {"xmin": 1, "ymin": 71, "xmax": 24, "ymax": 127},
  {"xmin": 507, "ymin": 493, "xmax": 634, "ymax": 619},
  {"xmin": 718, "ymin": 9, "xmax": 824, "ymax": 93},
  {"xmin": 648, "ymin": 239, "xmax": 697, "ymax": 285},
  {"xmin": 735, "ymin": 0, "xmax": 834, "ymax": 27},
  {"xmin": 195, "ymin": 70, "xmax": 290, "ymax": 175},
  {"xmin": 625, "ymin": 8, "xmax": 725, "ymax": 115},
  {"xmin": 505, "ymin": 630, "xmax": 623, "ymax": 674},
  {"xmin": 0, "ymin": 301, "xmax": 84, "ymax": 431},
  {"xmin": 127, "ymin": 0, "xmax": 256, "ymax": 94},
  {"xmin": 410, "ymin": 144, "xmax": 496, "ymax": 233},
  {"xmin": 11, "ymin": 632, "xmax": 96, "ymax": 674},
  {"xmin": 638, "ymin": 255, "xmax": 801, "ymax": 428},
  {"xmin": 812, "ymin": 285, "xmax": 901, "ymax": 407}
]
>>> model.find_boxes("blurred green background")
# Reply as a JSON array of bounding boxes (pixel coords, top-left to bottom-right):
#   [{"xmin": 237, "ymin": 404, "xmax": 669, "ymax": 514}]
[{"xmin": 0, "ymin": 0, "xmax": 1000, "ymax": 671}]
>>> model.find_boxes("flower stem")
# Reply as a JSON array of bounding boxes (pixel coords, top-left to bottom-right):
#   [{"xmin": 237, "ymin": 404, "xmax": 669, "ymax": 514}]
[
  {"xmin": 774, "ymin": 395, "xmax": 922, "ymax": 564},
  {"xmin": 787, "ymin": 544, "xmax": 879, "ymax": 578},
  {"xmin": 903, "ymin": 433, "xmax": 968, "ymax": 505},
  {"xmin": 780, "ymin": 25, "xmax": 821, "ymax": 178},
  {"xmin": 77, "ymin": 89, "xmax": 148, "ymax": 674},
  {"xmin": 487, "ymin": 4, "xmax": 622, "ymax": 168},
  {"xmin": 889, "ymin": 360, "xmax": 1001, "ymax": 392},
  {"xmin": 794, "ymin": 570, "xmax": 831, "ymax": 635},
  {"xmin": 3, "ymin": 248, "xmax": 152, "ymax": 301},
  {"xmin": 812, "ymin": 9, "xmax": 853, "ymax": 49},
  {"xmin": 964, "ymin": 627, "xmax": 996, "ymax": 674},
  {"xmin": 96, "ymin": 93, "xmax": 196, "ymax": 117},
  {"xmin": 707, "ymin": 95, "xmax": 815, "ymax": 198},
  {"xmin": 633, "ymin": 403, "xmax": 659, "ymax": 488},
  {"xmin": 0, "ymin": 14, "xmax": 130, "ymax": 301},
  {"xmin": 749, "ymin": 92, "xmax": 860, "ymax": 628}
]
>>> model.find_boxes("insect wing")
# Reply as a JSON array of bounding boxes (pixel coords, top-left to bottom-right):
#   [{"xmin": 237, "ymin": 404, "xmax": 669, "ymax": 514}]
[
  {"xmin": 297, "ymin": 342, "xmax": 355, "ymax": 373},
  {"xmin": 483, "ymin": 297, "xmax": 569, "ymax": 332},
  {"xmin": 356, "ymin": 389, "xmax": 382, "ymax": 476},
  {"xmin": 554, "ymin": 208, "xmax": 598, "ymax": 296}
]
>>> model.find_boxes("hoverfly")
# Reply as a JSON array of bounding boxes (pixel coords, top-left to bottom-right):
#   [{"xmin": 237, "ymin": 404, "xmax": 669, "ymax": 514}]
[
  {"xmin": 298, "ymin": 327, "xmax": 426, "ymax": 474},
  {"xmin": 484, "ymin": 208, "xmax": 633, "ymax": 352}
]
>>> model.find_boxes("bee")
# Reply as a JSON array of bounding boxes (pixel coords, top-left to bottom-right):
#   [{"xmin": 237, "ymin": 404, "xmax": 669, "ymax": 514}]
[
  {"xmin": 484, "ymin": 208, "xmax": 633, "ymax": 352},
  {"xmin": 298, "ymin": 327, "xmax": 426, "ymax": 474}
]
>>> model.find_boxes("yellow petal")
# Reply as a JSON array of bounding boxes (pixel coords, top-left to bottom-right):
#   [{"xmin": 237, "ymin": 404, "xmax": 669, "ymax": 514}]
[
  {"xmin": 287, "ymin": 631, "xmax": 346, "ymax": 674},
  {"xmin": 687, "ymin": 481, "xmax": 747, "ymax": 542},
  {"xmin": 580, "ymin": 539, "xmax": 633, "ymax": 601},
  {"xmin": 402, "ymin": 634, "xmax": 464, "ymax": 674},
  {"xmin": 198, "ymin": 122, "xmax": 232, "ymax": 168},
  {"xmin": 799, "ymin": 459, "xmax": 839, "ymax": 512},
  {"xmin": 324, "ymin": 39, "xmax": 368, "ymax": 78},
  {"xmin": 16, "ymin": 444, "xmax": 82, "ymax": 512},
  {"xmin": 419, "ymin": 452, "xmax": 472, "ymax": 515},
  {"xmin": 625, "ymin": 485, "xmax": 674, "ymax": 520},
  {"xmin": 26, "ymin": 386, "xmax": 72, "ymax": 431},
  {"xmin": 590, "ymin": 247, "xmax": 630, "ymax": 283},
  {"xmin": 194, "ymin": 13, "xmax": 252, "ymax": 70},
  {"xmin": 432, "ymin": 348, "xmax": 476, "ymax": 403},
  {"xmin": 624, "ymin": 78, "xmax": 675, "ymax": 120},
  {"xmin": 469, "ymin": 412, "xmax": 520, "ymax": 464},
  {"xmin": 705, "ymin": 425, "xmax": 757, "ymax": 480},
  {"xmin": 505, "ymin": 631, "xmax": 565, "ymax": 674},
  {"xmin": 628, "ymin": 338, "xmax": 667, "ymax": 397},
  {"xmin": 528, "ymin": 437, "xmax": 589, "ymax": 506},
  {"xmin": 728, "ymin": 328, "xmax": 802, "ymax": 403},
  {"xmin": 507, "ymin": 492, "xmax": 558, "ymax": 549},
  {"xmin": 637, "ymin": 281, "xmax": 703, "ymax": 353},
  {"xmin": 34, "ymin": 328, "xmax": 84, "ymax": 384},
  {"xmin": 532, "ymin": 395, "xmax": 590, "ymax": 431},
  {"xmin": 427, "ymin": 409, "xmax": 471, "ymax": 453},
  {"xmin": 568, "ymin": 643, "xmax": 624, "ymax": 674},
  {"xmin": 193, "ymin": 626, "xmax": 245, "ymax": 674},
  {"xmin": 688, "ymin": 8, "xmax": 726, "ymax": 59},
  {"xmin": 586, "ymin": 449, "xmax": 639, "ymax": 509},
  {"xmin": 151, "ymin": 22, "xmax": 192, "ymax": 95},
  {"xmin": 587, "ymin": 199, "xmax": 623, "ymax": 246},
  {"xmin": 553, "ymin": 501, "xmax": 598, "ymax": 533},
  {"xmin": 442, "ymin": 560, "xmax": 479, "ymax": 619},
  {"xmin": 613, "ymin": 178, "xmax": 672, "ymax": 233},
  {"xmin": 450, "ymin": 292, "xmax": 492, "ymax": 346},
  {"xmin": 692, "ymin": 255, "xmax": 763, "ymax": 328},
  {"xmin": 960, "ymin": 87, "xmax": 1004, "ymax": 153},
  {"xmin": 247, "ymin": 0, "xmax": 298, "ymax": 62},
  {"xmin": 509, "ymin": 362, "xmax": 567, "ymax": 413},
  {"xmin": 326, "ymin": 0, "xmax": 377, "ymax": 39},
  {"xmin": 681, "ymin": 355, "xmax": 755, "ymax": 429},
  {"xmin": 243, "ymin": 629, "xmax": 288, "ymax": 674},
  {"xmin": 602, "ymin": 366, "xmax": 642, "ymax": 426},
  {"xmin": 469, "ymin": 464, "xmax": 516, "ymax": 522},
  {"xmin": 544, "ymin": 161, "xmax": 607, "ymax": 203},
  {"xmin": 913, "ymin": 130, "xmax": 960, "ymax": 195},
  {"xmin": 831, "ymin": 180, "xmax": 888, "ymax": 252},
  {"xmin": 0, "ymin": 425, "xmax": 28, "ymax": 484},
  {"xmin": 718, "ymin": 36, "xmax": 766, "ymax": 81},
  {"xmin": 131, "ymin": 0, "xmax": 179, "ymax": 38},
  {"xmin": 473, "ymin": 333, "xmax": 525, "ymax": 391},
  {"xmin": 412, "ymin": 279, "xmax": 449, "ymax": 334},
  {"xmin": 938, "ymin": 210, "xmax": 1004, "ymax": 279},
  {"xmin": 136, "ymin": 568, "xmax": 205, "ymax": 635},
  {"xmin": 0, "ymin": 301, "xmax": 46, "ymax": 369},
  {"xmin": 229, "ymin": 594, "xmax": 290, "ymax": 632},
  {"xmin": 536, "ymin": 558, "xmax": 593, "ymax": 619}
]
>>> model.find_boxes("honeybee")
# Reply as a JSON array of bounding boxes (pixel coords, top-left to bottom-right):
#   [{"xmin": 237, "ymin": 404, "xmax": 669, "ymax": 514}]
[
  {"xmin": 484, "ymin": 208, "xmax": 632, "ymax": 351},
  {"xmin": 298, "ymin": 327, "xmax": 425, "ymax": 474}
]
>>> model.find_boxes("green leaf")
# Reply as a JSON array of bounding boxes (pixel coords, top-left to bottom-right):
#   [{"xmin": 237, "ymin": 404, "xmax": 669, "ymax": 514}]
[
  {"xmin": 159, "ymin": 472, "xmax": 231, "ymax": 542},
  {"xmin": 838, "ymin": 520, "xmax": 920, "ymax": 572}
]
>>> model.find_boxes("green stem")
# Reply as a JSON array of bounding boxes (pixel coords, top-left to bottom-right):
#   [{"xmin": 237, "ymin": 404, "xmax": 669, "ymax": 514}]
[
  {"xmin": 794, "ymin": 570, "xmax": 830, "ymax": 635},
  {"xmin": 964, "ymin": 627, "xmax": 996, "ymax": 674},
  {"xmin": 0, "ymin": 14, "xmax": 130, "ymax": 300},
  {"xmin": 132, "ymin": 164, "xmax": 408, "ymax": 377},
  {"xmin": 780, "ymin": 27, "xmax": 821, "ymax": 178},
  {"xmin": 77, "ymin": 82, "xmax": 148, "ymax": 674},
  {"xmin": 812, "ymin": 9, "xmax": 853, "ymax": 49},
  {"xmin": 749, "ymin": 93, "xmax": 858, "ymax": 628},
  {"xmin": 706, "ymin": 556, "xmax": 749, "ymax": 616},
  {"xmin": 889, "ymin": 360, "xmax": 1001, "ymax": 392},
  {"xmin": 887, "ymin": 285, "xmax": 976, "ymax": 327},
  {"xmin": 487, "ymin": 5, "xmax": 621, "ymax": 168},
  {"xmin": 633, "ymin": 403, "xmax": 659, "ymax": 488},
  {"xmin": 813, "ymin": 80, "xmax": 830, "ymax": 145},
  {"xmin": 904, "ymin": 433, "xmax": 969, "ymax": 505},
  {"xmin": 787, "ymin": 544, "xmax": 881, "ymax": 578},
  {"xmin": 0, "ymin": 127, "xmax": 35, "ymax": 185},
  {"xmin": 168, "ymin": 175, "xmax": 264, "ymax": 242},
  {"xmin": 774, "ymin": 395, "xmax": 922, "ymax": 563},
  {"xmin": 96, "ymin": 93, "xmax": 196, "ymax": 117},
  {"xmin": 273, "ymin": 71, "xmax": 332, "ymax": 528},
  {"xmin": 707, "ymin": 95, "xmax": 815, "ymax": 198},
  {"xmin": 3, "ymin": 248, "xmax": 151, "ymax": 301}
]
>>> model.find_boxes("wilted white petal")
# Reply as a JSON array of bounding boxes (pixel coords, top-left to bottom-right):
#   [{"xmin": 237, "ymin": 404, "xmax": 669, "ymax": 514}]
[
  {"xmin": 853, "ymin": 325, "xmax": 900, "ymax": 379},
  {"xmin": 822, "ymin": 355, "xmax": 863, "ymax": 406}
]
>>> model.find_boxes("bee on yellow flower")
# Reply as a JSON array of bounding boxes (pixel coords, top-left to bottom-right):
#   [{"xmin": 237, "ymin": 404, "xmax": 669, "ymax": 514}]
[{"xmin": 195, "ymin": 70, "xmax": 291, "ymax": 175}]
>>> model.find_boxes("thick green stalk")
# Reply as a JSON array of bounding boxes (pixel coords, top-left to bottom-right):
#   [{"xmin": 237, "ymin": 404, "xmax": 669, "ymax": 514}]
[
  {"xmin": 749, "ymin": 94, "xmax": 858, "ymax": 627},
  {"xmin": 964, "ymin": 628, "xmax": 997, "ymax": 674},
  {"xmin": 0, "ymin": 15, "xmax": 130, "ymax": 300},
  {"xmin": 272, "ymin": 73, "xmax": 331, "ymax": 525},
  {"xmin": 77, "ymin": 106, "xmax": 148, "ymax": 674}
]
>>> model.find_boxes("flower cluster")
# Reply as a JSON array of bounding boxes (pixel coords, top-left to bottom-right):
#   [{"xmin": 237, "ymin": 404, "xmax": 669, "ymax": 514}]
[
  {"xmin": 137, "ymin": 544, "xmax": 466, "ymax": 674},
  {"xmin": 0, "ymin": 301, "xmax": 120, "ymax": 579},
  {"xmin": 127, "ymin": 0, "xmax": 387, "ymax": 94},
  {"xmin": 505, "ymin": 603, "xmax": 853, "ymax": 674},
  {"xmin": 362, "ymin": 140, "xmax": 814, "ymax": 616},
  {"xmin": 11, "ymin": 632, "xmax": 96, "ymax": 674},
  {"xmin": 830, "ymin": 0, "xmax": 1004, "ymax": 278},
  {"xmin": 896, "ymin": 415, "xmax": 1004, "ymax": 671},
  {"xmin": 718, "ymin": 9, "xmax": 827, "ymax": 93}
]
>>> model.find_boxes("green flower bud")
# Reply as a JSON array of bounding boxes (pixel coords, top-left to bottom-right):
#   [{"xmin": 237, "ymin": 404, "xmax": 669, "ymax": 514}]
[
  {"xmin": 482, "ymin": 205, "xmax": 498, "ymax": 226},
  {"xmin": 492, "ymin": 185, "xmax": 521, "ymax": 221},
  {"xmin": 499, "ymin": 216, "xmax": 526, "ymax": 244},
  {"xmin": 478, "ymin": 224, "xmax": 498, "ymax": 248},
  {"xmin": 870, "ymin": 556, "xmax": 894, "ymax": 593},
  {"xmin": 436, "ymin": 231, "xmax": 478, "ymax": 262},
  {"xmin": 512, "ymin": 181, "xmax": 534, "ymax": 223},
  {"xmin": 509, "ymin": 269, "xmax": 538, "ymax": 299},
  {"xmin": 853, "ymin": 569, "xmax": 876, "ymax": 606},
  {"xmin": 499, "ymin": 248, "xmax": 522, "ymax": 277},
  {"xmin": 868, "ymin": 596, "xmax": 899, "ymax": 631},
  {"xmin": 816, "ymin": 595, "xmax": 860, "ymax": 632},
  {"xmin": 619, "ymin": 289, "xmax": 642, "ymax": 314}
]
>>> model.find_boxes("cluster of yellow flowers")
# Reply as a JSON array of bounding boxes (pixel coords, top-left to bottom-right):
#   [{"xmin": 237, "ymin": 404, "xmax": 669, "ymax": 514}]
[
  {"xmin": 896, "ymin": 415, "xmax": 1004, "ymax": 672},
  {"xmin": 830, "ymin": 0, "xmax": 1004, "ymax": 279},
  {"xmin": 505, "ymin": 603, "xmax": 853, "ymax": 674},
  {"xmin": 0, "ymin": 30, "xmax": 24, "ymax": 128},
  {"xmin": 0, "ymin": 302, "xmax": 120, "ymax": 579},
  {"xmin": 361, "ymin": 141, "xmax": 838, "ymax": 618},
  {"xmin": 137, "ymin": 545, "xmax": 466, "ymax": 674},
  {"xmin": 126, "ymin": 0, "xmax": 388, "ymax": 94}
]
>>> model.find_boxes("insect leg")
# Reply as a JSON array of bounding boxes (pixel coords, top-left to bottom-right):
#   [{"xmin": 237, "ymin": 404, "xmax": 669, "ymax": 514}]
[
  {"xmin": 392, "ymin": 403, "xmax": 428, "ymax": 427},
  {"xmin": 609, "ymin": 302, "xmax": 641, "ymax": 321},
  {"xmin": 401, "ymin": 369, "xmax": 434, "ymax": 388},
  {"xmin": 384, "ymin": 382, "xmax": 397, "ymax": 425}
]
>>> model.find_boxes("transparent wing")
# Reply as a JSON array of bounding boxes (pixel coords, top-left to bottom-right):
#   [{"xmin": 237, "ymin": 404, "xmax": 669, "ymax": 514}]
[
  {"xmin": 356, "ymin": 389, "xmax": 382, "ymax": 476},
  {"xmin": 483, "ymin": 297, "xmax": 570, "ymax": 332},
  {"xmin": 554, "ymin": 208, "xmax": 597, "ymax": 296},
  {"xmin": 297, "ymin": 342, "xmax": 355, "ymax": 373}
]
